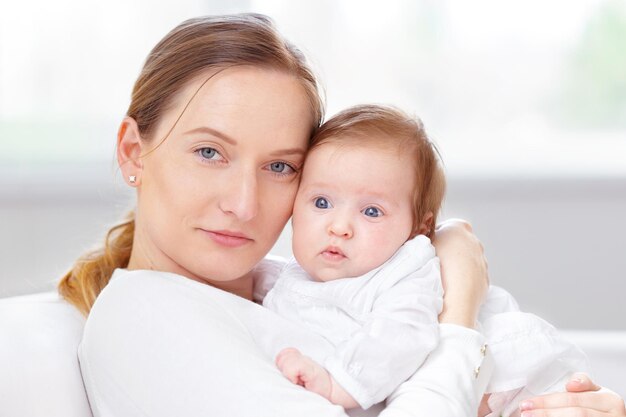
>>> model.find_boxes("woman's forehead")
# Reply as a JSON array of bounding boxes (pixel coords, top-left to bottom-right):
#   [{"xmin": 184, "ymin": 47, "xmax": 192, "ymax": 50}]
[{"xmin": 154, "ymin": 67, "xmax": 314, "ymax": 150}]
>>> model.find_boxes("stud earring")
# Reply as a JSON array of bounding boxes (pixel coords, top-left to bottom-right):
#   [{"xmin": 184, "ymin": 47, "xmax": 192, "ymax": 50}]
[{"xmin": 129, "ymin": 175, "xmax": 137, "ymax": 184}]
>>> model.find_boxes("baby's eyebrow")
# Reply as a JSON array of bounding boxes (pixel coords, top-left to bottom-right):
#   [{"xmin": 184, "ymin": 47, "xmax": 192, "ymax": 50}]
[{"xmin": 302, "ymin": 182, "xmax": 396, "ymax": 204}]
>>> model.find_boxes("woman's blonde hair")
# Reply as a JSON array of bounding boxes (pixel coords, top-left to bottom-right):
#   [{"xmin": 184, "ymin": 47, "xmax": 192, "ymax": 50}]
[
  {"xmin": 310, "ymin": 104, "xmax": 446, "ymax": 238},
  {"xmin": 58, "ymin": 14, "xmax": 324, "ymax": 316}
]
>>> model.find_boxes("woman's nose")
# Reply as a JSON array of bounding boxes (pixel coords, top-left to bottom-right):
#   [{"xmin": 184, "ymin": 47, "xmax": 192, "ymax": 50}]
[
  {"xmin": 218, "ymin": 168, "xmax": 259, "ymax": 222},
  {"xmin": 328, "ymin": 213, "xmax": 353, "ymax": 239}
]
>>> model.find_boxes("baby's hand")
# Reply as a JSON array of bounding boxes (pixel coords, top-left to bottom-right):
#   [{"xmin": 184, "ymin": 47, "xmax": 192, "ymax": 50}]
[
  {"xmin": 275, "ymin": 348, "xmax": 360, "ymax": 408},
  {"xmin": 275, "ymin": 348, "xmax": 332, "ymax": 399}
]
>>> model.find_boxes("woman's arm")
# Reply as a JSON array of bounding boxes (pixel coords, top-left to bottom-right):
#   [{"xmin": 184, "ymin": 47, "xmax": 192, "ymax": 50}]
[
  {"xmin": 382, "ymin": 324, "xmax": 492, "ymax": 417},
  {"xmin": 432, "ymin": 219, "xmax": 489, "ymax": 328},
  {"xmin": 381, "ymin": 219, "xmax": 492, "ymax": 416}
]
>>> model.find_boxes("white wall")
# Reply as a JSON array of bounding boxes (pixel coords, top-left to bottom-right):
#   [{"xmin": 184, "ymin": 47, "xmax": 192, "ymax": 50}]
[{"xmin": 443, "ymin": 176, "xmax": 626, "ymax": 331}]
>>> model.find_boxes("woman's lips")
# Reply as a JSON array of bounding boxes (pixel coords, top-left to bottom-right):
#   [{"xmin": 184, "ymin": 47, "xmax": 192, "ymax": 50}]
[{"xmin": 201, "ymin": 229, "xmax": 253, "ymax": 248}]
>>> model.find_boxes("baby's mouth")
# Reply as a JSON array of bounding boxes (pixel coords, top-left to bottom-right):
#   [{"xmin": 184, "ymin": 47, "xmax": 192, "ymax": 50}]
[{"xmin": 321, "ymin": 246, "xmax": 347, "ymax": 261}]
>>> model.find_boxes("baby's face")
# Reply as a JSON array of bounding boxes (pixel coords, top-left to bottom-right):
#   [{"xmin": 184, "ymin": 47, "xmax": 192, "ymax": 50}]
[{"xmin": 292, "ymin": 141, "xmax": 415, "ymax": 282}]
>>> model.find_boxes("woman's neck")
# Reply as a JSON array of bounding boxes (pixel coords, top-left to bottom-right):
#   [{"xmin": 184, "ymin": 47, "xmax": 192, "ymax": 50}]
[
  {"xmin": 200, "ymin": 272, "xmax": 254, "ymax": 301},
  {"xmin": 127, "ymin": 232, "xmax": 254, "ymax": 301}
]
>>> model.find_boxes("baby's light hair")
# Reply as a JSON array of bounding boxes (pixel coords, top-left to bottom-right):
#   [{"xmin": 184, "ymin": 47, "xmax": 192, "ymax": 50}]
[{"xmin": 310, "ymin": 104, "xmax": 446, "ymax": 238}]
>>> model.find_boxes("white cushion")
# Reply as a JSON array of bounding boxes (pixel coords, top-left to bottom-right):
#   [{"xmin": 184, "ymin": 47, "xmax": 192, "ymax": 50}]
[{"xmin": 0, "ymin": 291, "xmax": 92, "ymax": 417}]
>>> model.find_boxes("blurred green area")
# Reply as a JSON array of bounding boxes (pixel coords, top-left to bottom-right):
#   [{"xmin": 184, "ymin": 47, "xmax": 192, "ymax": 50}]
[{"xmin": 555, "ymin": 1, "xmax": 626, "ymax": 128}]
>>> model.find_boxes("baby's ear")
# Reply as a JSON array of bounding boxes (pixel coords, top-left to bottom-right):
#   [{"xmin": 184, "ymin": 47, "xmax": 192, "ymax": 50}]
[{"xmin": 417, "ymin": 212, "xmax": 435, "ymax": 237}]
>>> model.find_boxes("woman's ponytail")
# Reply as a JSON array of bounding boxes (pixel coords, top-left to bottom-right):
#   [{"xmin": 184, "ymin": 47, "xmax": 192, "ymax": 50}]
[{"xmin": 58, "ymin": 211, "xmax": 135, "ymax": 316}]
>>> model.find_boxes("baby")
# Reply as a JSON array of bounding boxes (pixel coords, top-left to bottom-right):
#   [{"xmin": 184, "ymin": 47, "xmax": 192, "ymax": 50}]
[
  {"xmin": 259, "ymin": 104, "xmax": 588, "ymax": 415},
  {"xmin": 262, "ymin": 104, "xmax": 446, "ymax": 409}
]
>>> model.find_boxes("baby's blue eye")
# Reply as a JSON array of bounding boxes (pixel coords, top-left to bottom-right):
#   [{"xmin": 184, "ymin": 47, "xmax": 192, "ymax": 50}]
[
  {"xmin": 200, "ymin": 147, "xmax": 218, "ymax": 159},
  {"xmin": 363, "ymin": 207, "xmax": 383, "ymax": 217},
  {"xmin": 314, "ymin": 197, "xmax": 330, "ymax": 209}
]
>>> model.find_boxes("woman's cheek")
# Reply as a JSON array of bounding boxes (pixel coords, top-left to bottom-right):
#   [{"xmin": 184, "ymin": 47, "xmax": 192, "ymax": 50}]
[
  {"xmin": 260, "ymin": 180, "xmax": 299, "ymax": 238},
  {"xmin": 276, "ymin": 180, "xmax": 300, "ymax": 217}
]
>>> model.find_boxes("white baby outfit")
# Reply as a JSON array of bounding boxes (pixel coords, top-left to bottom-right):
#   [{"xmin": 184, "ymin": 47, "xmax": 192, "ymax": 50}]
[
  {"xmin": 260, "ymin": 235, "xmax": 589, "ymax": 414},
  {"xmin": 262, "ymin": 235, "xmax": 442, "ymax": 409}
]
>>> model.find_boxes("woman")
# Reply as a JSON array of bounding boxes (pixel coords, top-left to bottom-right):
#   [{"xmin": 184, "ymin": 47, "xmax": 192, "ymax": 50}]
[{"xmin": 62, "ymin": 14, "xmax": 624, "ymax": 417}]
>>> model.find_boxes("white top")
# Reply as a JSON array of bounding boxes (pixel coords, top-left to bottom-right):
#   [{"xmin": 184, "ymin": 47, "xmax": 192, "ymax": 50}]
[
  {"xmin": 79, "ymin": 268, "xmax": 490, "ymax": 417},
  {"xmin": 261, "ymin": 235, "xmax": 443, "ymax": 408}
]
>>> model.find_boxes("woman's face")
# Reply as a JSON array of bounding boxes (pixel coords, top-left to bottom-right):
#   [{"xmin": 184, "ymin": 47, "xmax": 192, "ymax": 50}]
[{"xmin": 131, "ymin": 67, "xmax": 313, "ymax": 289}]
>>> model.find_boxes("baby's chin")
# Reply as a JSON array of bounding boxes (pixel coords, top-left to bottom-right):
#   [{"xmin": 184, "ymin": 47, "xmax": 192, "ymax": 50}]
[{"xmin": 306, "ymin": 266, "xmax": 369, "ymax": 283}]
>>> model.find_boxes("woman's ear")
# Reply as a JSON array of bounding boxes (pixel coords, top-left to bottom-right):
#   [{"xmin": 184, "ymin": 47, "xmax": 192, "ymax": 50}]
[{"xmin": 117, "ymin": 117, "xmax": 144, "ymax": 187}]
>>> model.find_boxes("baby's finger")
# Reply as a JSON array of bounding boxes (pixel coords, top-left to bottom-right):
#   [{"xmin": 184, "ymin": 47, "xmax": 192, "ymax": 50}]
[
  {"xmin": 275, "ymin": 347, "xmax": 301, "ymax": 368},
  {"xmin": 282, "ymin": 368, "xmax": 299, "ymax": 384},
  {"xmin": 278, "ymin": 360, "xmax": 305, "ymax": 385}
]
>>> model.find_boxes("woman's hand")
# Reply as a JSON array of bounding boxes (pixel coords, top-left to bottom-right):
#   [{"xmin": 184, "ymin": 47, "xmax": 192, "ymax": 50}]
[
  {"xmin": 519, "ymin": 373, "xmax": 626, "ymax": 416},
  {"xmin": 431, "ymin": 219, "xmax": 489, "ymax": 328}
]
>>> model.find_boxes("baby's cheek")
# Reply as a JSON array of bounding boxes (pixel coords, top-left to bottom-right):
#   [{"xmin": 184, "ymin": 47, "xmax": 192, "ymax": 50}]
[{"xmin": 364, "ymin": 231, "xmax": 401, "ymax": 266}]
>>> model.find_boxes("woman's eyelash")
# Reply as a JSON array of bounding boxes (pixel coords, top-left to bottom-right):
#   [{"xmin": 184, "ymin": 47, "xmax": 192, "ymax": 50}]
[
  {"xmin": 267, "ymin": 161, "xmax": 299, "ymax": 176},
  {"xmin": 194, "ymin": 149, "xmax": 299, "ymax": 177},
  {"xmin": 195, "ymin": 146, "xmax": 224, "ymax": 162}
]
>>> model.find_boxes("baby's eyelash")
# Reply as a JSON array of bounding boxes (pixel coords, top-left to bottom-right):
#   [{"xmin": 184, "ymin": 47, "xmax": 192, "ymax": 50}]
[{"xmin": 362, "ymin": 206, "xmax": 384, "ymax": 218}]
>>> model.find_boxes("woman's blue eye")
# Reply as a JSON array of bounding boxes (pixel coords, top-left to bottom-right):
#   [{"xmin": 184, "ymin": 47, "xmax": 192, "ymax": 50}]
[
  {"xmin": 363, "ymin": 207, "xmax": 382, "ymax": 217},
  {"xmin": 200, "ymin": 147, "xmax": 219, "ymax": 159},
  {"xmin": 314, "ymin": 197, "xmax": 330, "ymax": 209},
  {"xmin": 267, "ymin": 161, "xmax": 295, "ymax": 175},
  {"xmin": 270, "ymin": 162, "xmax": 286, "ymax": 172}
]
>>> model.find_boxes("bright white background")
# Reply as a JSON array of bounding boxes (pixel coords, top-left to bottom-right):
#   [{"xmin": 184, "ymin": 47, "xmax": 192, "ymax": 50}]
[{"xmin": 1, "ymin": 1, "xmax": 625, "ymax": 331}]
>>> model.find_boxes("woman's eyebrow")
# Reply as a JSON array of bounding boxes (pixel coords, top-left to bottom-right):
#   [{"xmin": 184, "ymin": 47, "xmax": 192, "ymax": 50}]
[
  {"xmin": 270, "ymin": 148, "xmax": 306, "ymax": 157},
  {"xmin": 184, "ymin": 126, "xmax": 237, "ymax": 145},
  {"xmin": 183, "ymin": 126, "xmax": 305, "ymax": 156}
]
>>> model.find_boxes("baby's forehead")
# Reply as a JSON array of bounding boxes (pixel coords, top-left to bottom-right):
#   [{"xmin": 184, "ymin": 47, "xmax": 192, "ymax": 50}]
[
  {"xmin": 308, "ymin": 134, "xmax": 410, "ymax": 159},
  {"xmin": 299, "ymin": 139, "xmax": 417, "ymax": 206},
  {"xmin": 302, "ymin": 138, "xmax": 416, "ymax": 186}
]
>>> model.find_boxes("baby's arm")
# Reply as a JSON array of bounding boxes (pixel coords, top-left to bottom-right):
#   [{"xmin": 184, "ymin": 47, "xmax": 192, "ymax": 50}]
[
  {"xmin": 276, "ymin": 348, "xmax": 359, "ymax": 409},
  {"xmin": 323, "ymin": 255, "xmax": 443, "ymax": 409}
]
